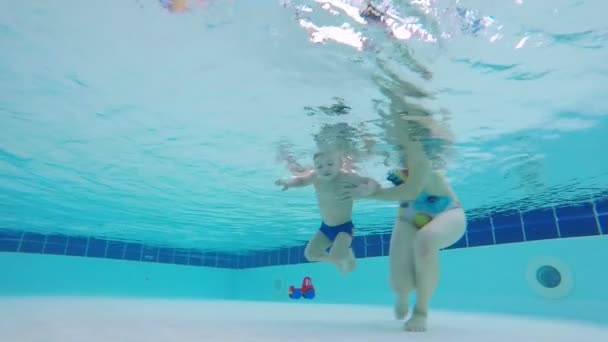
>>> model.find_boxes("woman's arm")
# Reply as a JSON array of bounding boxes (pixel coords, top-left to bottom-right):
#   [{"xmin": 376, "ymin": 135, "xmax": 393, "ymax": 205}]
[{"xmin": 367, "ymin": 139, "xmax": 431, "ymax": 202}]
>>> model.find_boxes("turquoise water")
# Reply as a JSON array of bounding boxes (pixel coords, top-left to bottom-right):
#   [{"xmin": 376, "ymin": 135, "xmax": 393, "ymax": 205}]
[{"xmin": 1, "ymin": 0, "xmax": 608, "ymax": 252}]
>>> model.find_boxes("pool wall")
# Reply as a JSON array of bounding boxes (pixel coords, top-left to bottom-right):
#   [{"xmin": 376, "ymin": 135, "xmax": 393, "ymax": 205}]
[{"xmin": 1, "ymin": 235, "xmax": 606, "ymax": 325}]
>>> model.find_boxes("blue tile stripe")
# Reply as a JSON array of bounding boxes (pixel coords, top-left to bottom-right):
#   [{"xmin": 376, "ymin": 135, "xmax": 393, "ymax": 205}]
[
  {"xmin": 1, "ymin": 196, "xmax": 607, "ymax": 269},
  {"xmin": 0, "ymin": 230, "xmax": 233, "ymax": 269}
]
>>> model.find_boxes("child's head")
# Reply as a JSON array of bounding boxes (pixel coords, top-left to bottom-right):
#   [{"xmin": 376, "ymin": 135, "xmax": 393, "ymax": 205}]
[{"xmin": 313, "ymin": 151, "xmax": 340, "ymax": 180}]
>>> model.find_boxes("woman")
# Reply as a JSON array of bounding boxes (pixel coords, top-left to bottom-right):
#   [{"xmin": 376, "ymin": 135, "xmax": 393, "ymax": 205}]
[{"xmin": 340, "ymin": 117, "xmax": 466, "ymax": 332}]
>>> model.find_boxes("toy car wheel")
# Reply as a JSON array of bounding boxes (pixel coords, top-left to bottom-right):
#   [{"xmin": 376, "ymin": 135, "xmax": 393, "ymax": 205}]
[
  {"xmin": 304, "ymin": 289, "xmax": 315, "ymax": 299},
  {"xmin": 292, "ymin": 289, "xmax": 302, "ymax": 299}
]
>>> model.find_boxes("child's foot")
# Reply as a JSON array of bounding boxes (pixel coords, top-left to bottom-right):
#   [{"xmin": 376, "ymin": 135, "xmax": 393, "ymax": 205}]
[
  {"xmin": 343, "ymin": 254, "xmax": 356, "ymax": 273},
  {"xmin": 332, "ymin": 260, "xmax": 346, "ymax": 274},
  {"xmin": 394, "ymin": 297, "xmax": 408, "ymax": 320},
  {"xmin": 404, "ymin": 312, "xmax": 427, "ymax": 332},
  {"xmin": 334, "ymin": 260, "xmax": 350, "ymax": 275},
  {"xmin": 333, "ymin": 255, "xmax": 356, "ymax": 275}
]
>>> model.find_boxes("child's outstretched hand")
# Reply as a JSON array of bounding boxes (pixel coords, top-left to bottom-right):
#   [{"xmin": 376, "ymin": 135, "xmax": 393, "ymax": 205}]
[{"xmin": 275, "ymin": 179, "xmax": 289, "ymax": 191}]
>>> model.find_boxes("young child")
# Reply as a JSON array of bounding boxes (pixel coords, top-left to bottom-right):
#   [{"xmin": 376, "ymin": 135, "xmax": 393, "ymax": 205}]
[{"xmin": 275, "ymin": 151, "xmax": 380, "ymax": 274}]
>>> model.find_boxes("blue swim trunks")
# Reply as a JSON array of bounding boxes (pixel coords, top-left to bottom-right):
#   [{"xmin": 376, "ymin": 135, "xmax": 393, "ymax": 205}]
[{"xmin": 319, "ymin": 221, "xmax": 354, "ymax": 242}]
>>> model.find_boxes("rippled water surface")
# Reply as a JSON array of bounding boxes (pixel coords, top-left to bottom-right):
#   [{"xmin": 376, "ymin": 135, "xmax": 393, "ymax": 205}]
[{"xmin": 1, "ymin": 0, "xmax": 607, "ymax": 251}]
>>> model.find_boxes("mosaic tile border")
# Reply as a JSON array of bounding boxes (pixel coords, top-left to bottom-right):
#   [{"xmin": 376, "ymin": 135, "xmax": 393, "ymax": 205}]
[
  {"xmin": 0, "ymin": 231, "xmax": 239, "ymax": 269},
  {"xmin": 1, "ymin": 196, "xmax": 606, "ymax": 269}
]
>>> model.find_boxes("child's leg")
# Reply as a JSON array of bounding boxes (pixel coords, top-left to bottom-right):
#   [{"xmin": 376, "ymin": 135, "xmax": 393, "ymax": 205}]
[
  {"xmin": 327, "ymin": 232, "xmax": 352, "ymax": 260},
  {"xmin": 328, "ymin": 232, "xmax": 356, "ymax": 274},
  {"xmin": 304, "ymin": 231, "xmax": 333, "ymax": 262}
]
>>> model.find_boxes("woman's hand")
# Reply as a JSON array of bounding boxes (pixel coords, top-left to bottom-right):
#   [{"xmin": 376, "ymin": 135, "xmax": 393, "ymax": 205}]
[{"xmin": 338, "ymin": 179, "xmax": 379, "ymax": 200}]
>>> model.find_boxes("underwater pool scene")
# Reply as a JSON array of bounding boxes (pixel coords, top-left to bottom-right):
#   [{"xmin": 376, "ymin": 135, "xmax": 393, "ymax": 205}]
[{"xmin": 1, "ymin": 0, "xmax": 608, "ymax": 341}]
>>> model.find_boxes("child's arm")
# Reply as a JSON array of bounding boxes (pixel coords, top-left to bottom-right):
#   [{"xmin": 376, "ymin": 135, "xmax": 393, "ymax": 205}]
[{"xmin": 275, "ymin": 172, "xmax": 315, "ymax": 191}]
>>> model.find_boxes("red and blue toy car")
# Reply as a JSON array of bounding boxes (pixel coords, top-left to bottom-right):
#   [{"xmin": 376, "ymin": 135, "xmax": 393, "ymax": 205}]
[{"xmin": 288, "ymin": 276, "xmax": 315, "ymax": 299}]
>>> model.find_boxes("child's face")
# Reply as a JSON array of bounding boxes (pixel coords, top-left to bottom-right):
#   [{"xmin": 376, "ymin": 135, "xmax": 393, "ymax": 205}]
[{"xmin": 313, "ymin": 153, "xmax": 340, "ymax": 180}]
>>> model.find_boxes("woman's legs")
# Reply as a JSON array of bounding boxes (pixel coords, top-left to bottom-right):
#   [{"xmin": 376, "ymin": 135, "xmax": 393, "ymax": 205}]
[
  {"xmin": 406, "ymin": 208, "xmax": 466, "ymax": 332},
  {"xmin": 389, "ymin": 219, "xmax": 418, "ymax": 320}
]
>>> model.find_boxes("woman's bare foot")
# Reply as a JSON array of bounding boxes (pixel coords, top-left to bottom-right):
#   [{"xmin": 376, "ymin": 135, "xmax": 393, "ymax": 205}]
[{"xmin": 404, "ymin": 311, "xmax": 427, "ymax": 332}]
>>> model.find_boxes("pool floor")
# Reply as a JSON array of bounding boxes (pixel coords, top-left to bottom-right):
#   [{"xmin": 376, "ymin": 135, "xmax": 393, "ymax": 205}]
[{"xmin": 1, "ymin": 297, "xmax": 606, "ymax": 341}]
